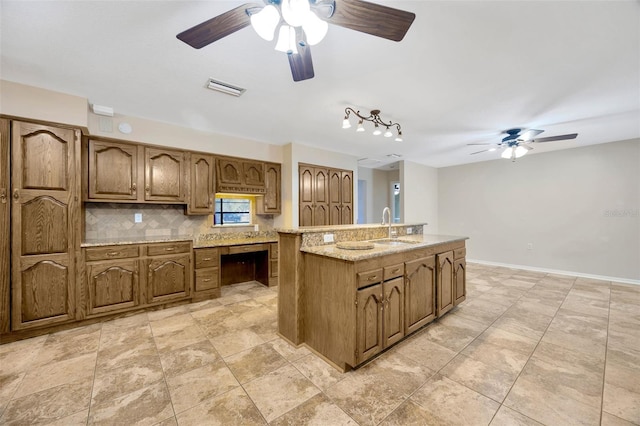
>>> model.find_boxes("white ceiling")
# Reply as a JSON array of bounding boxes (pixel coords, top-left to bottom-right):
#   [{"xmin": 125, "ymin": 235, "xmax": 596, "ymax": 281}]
[{"xmin": 1, "ymin": 0, "xmax": 639, "ymax": 168}]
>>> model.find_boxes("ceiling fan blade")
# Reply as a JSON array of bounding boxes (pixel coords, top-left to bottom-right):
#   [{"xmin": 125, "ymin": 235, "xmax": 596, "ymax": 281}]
[
  {"xmin": 288, "ymin": 29, "xmax": 315, "ymax": 82},
  {"xmin": 517, "ymin": 129, "xmax": 544, "ymax": 142},
  {"xmin": 466, "ymin": 143, "xmax": 495, "ymax": 146},
  {"xmin": 470, "ymin": 149, "xmax": 491, "ymax": 155},
  {"xmin": 531, "ymin": 133, "xmax": 578, "ymax": 143},
  {"xmin": 177, "ymin": 3, "xmax": 260, "ymax": 49},
  {"xmin": 329, "ymin": 0, "xmax": 416, "ymax": 42}
]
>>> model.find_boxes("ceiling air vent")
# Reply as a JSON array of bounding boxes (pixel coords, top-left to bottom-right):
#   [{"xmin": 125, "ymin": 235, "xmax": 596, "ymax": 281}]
[{"xmin": 205, "ymin": 78, "xmax": 246, "ymax": 97}]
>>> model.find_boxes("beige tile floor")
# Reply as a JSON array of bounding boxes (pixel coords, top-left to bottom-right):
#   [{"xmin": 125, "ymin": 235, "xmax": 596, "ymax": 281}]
[{"xmin": 1, "ymin": 263, "xmax": 639, "ymax": 425}]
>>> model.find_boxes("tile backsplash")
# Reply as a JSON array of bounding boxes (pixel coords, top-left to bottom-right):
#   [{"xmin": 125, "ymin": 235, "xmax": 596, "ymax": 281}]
[{"xmin": 85, "ymin": 203, "xmax": 274, "ymax": 240}]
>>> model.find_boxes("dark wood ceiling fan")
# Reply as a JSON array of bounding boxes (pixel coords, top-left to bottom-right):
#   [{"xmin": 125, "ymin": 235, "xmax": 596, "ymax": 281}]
[{"xmin": 176, "ymin": 0, "xmax": 416, "ymax": 82}]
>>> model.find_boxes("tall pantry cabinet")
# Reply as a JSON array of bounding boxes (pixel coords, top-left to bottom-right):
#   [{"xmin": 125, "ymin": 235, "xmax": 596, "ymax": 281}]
[
  {"xmin": 9, "ymin": 121, "xmax": 81, "ymax": 331},
  {"xmin": 0, "ymin": 120, "xmax": 10, "ymax": 334}
]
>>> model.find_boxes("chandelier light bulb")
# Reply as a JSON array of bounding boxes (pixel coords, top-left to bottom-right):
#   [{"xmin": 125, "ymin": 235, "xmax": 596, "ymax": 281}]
[
  {"xmin": 281, "ymin": 0, "xmax": 310, "ymax": 27},
  {"xmin": 383, "ymin": 127, "xmax": 393, "ymax": 138},
  {"xmin": 372, "ymin": 123, "xmax": 382, "ymax": 136},
  {"xmin": 501, "ymin": 147, "xmax": 513, "ymax": 159},
  {"xmin": 356, "ymin": 120, "xmax": 365, "ymax": 132},
  {"xmin": 275, "ymin": 25, "xmax": 298, "ymax": 54},
  {"xmin": 250, "ymin": 5, "xmax": 280, "ymax": 41},
  {"xmin": 395, "ymin": 131, "xmax": 403, "ymax": 142},
  {"xmin": 514, "ymin": 145, "xmax": 528, "ymax": 158},
  {"xmin": 342, "ymin": 116, "xmax": 351, "ymax": 129},
  {"xmin": 302, "ymin": 11, "xmax": 328, "ymax": 45}
]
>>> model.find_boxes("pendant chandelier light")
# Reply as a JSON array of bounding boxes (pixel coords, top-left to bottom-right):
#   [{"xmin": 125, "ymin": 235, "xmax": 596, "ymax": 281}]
[
  {"xmin": 248, "ymin": 0, "xmax": 330, "ymax": 54},
  {"xmin": 342, "ymin": 107, "xmax": 403, "ymax": 142}
]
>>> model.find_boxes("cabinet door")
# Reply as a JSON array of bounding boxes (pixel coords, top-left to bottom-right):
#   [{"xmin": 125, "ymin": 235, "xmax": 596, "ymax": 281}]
[
  {"xmin": 216, "ymin": 157, "xmax": 243, "ymax": 189},
  {"xmin": 187, "ymin": 153, "xmax": 214, "ymax": 215},
  {"xmin": 314, "ymin": 168, "xmax": 329, "ymax": 205},
  {"xmin": 329, "ymin": 170, "xmax": 342, "ymax": 225},
  {"xmin": 11, "ymin": 121, "xmax": 79, "ymax": 330},
  {"xmin": 437, "ymin": 251, "xmax": 455, "ymax": 317},
  {"xmin": 147, "ymin": 254, "xmax": 191, "ymax": 304},
  {"xmin": 144, "ymin": 147, "xmax": 185, "ymax": 202},
  {"xmin": 383, "ymin": 277, "xmax": 405, "ymax": 348},
  {"xmin": 356, "ymin": 284, "xmax": 383, "ymax": 364},
  {"xmin": 299, "ymin": 166, "xmax": 314, "ymax": 226},
  {"xmin": 0, "ymin": 119, "xmax": 8, "ymax": 333},
  {"xmin": 341, "ymin": 171, "xmax": 353, "ymax": 224},
  {"xmin": 404, "ymin": 256, "xmax": 436, "ymax": 335},
  {"xmin": 86, "ymin": 260, "xmax": 139, "ymax": 316},
  {"xmin": 88, "ymin": 139, "xmax": 138, "ymax": 200},
  {"xmin": 313, "ymin": 203, "xmax": 329, "ymax": 226},
  {"xmin": 258, "ymin": 162, "xmax": 281, "ymax": 214},
  {"xmin": 242, "ymin": 161, "xmax": 265, "ymax": 189},
  {"xmin": 454, "ymin": 258, "xmax": 466, "ymax": 306}
]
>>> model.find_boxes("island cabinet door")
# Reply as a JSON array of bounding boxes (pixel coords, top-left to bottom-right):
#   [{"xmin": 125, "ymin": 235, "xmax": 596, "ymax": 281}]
[
  {"xmin": 356, "ymin": 284, "xmax": 383, "ymax": 364},
  {"xmin": 454, "ymin": 258, "xmax": 466, "ymax": 306},
  {"xmin": 437, "ymin": 251, "xmax": 455, "ymax": 316},
  {"xmin": 404, "ymin": 256, "xmax": 436, "ymax": 335},
  {"xmin": 383, "ymin": 277, "xmax": 405, "ymax": 348}
]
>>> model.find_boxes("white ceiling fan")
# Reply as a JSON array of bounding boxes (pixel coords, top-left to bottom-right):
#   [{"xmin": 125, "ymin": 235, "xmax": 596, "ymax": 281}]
[{"xmin": 468, "ymin": 128, "xmax": 578, "ymax": 162}]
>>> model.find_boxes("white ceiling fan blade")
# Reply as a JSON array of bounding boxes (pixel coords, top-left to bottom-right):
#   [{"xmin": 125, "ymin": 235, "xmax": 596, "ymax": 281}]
[
  {"xmin": 517, "ymin": 129, "xmax": 544, "ymax": 142},
  {"xmin": 531, "ymin": 133, "xmax": 578, "ymax": 143},
  {"xmin": 470, "ymin": 149, "xmax": 491, "ymax": 155}
]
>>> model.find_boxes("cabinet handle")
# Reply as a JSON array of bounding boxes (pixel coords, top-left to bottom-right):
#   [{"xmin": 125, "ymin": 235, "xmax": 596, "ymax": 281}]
[
  {"xmin": 202, "ymin": 278, "xmax": 211, "ymax": 282},
  {"xmin": 203, "ymin": 257, "xmax": 212, "ymax": 261},
  {"xmin": 145, "ymin": 185, "xmax": 150, "ymax": 192},
  {"xmin": 165, "ymin": 247, "xmax": 175, "ymax": 251},
  {"xmin": 392, "ymin": 268, "xmax": 400, "ymax": 274},
  {"xmin": 13, "ymin": 189, "xmax": 19, "ymax": 200},
  {"xmin": 107, "ymin": 251, "xmax": 119, "ymax": 257},
  {"xmin": 368, "ymin": 275, "xmax": 378, "ymax": 281},
  {"xmin": 131, "ymin": 183, "xmax": 137, "ymax": 193},
  {"xmin": 0, "ymin": 189, "xmax": 6, "ymax": 204}
]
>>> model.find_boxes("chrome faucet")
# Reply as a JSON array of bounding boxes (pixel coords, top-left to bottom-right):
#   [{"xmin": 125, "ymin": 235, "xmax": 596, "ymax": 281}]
[{"xmin": 382, "ymin": 207, "xmax": 392, "ymax": 239}]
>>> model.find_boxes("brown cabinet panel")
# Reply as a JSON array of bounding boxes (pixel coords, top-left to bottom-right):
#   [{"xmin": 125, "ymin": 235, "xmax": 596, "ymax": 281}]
[
  {"xmin": 314, "ymin": 168, "xmax": 329, "ymax": 204},
  {"xmin": 88, "ymin": 140, "xmax": 138, "ymax": 200},
  {"xmin": 257, "ymin": 162, "xmax": 281, "ymax": 214},
  {"xmin": 147, "ymin": 254, "xmax": 191, "ymax": 303},
  {"xmin": 329, "ymin": 170, "xmax": 341, "ymax": 205},
  {"xmin": 11, "ymin": 121, "xmax": 79, "ymax": 331},
  {"xmin": 341, "ymin": 171, "xmax": 353, "ymax": 204},
  {"xmin": 144, "ymin": 147, "xmax": 185, "ymax": 202},
  {"xmin": 217, "ymin": 157, "xmax": 242, "ymax": 186},
  {"xmin": 454, "ymin": 258, "xmax": 466, "ymax": 306},
  {"xmin": 383, "ymin": 277, "xmax": 405, "ymax": 348},
  {"xmin": 299, "ymin": 164, "xmax": 352, "ymax": 226},
  {"xmin": 0, "ymin": 119, "xmax": 9, "ymax": 333},
  {"xmin": 299, "ymin": 167, "xmax": 314, "ymax": 204},
  {"xmin": 87, "ymin": 260, "xmax": 139, "ymax": 316},
  {"xmin": 341, "ymin": 204, "xmax": 353, "ymax": 225},
  {"xmin": 243, "ymin": 161, "xmax": 264, "ymax": 188},
  {"xmin": 404, "ymin": 255, "xmax": 436, "ymax": 335},
  {"xmin": 437, "ymin": 251, "xmax": 454, "ymax": 317},
  {"xmin": 216, "ymin": 156, "xmax": 265, "ymax": 194},
  {"xmin": 187, "ymin": 153, "xmax": 214, "ymax": 215},
  {"xmin": 146, "ymin": 242, "xmax": 191, "ymax": 256},
  {"xmin": 357, "ymin": 268, "xmax": 383, "ymax": 288},
  {"xmin": 194, "ymin": 248, "xmax": 219, "ymax": 269},
  {"xmin": 356, "ymin": 284, "xmax": 383, "ymax": 364},
  {"xmin": 85, "ymin": 245, "xmax": 139, "ymax": 262},
  {"xmin": 195, "ymin": 268, "xmax": 219, "ymax": 292}
]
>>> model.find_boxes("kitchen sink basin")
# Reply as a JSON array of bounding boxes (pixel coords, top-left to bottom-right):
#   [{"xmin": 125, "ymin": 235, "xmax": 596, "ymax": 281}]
[{"xmin": 369, "ymin": 239, "xmax": 419, "ymax": 246}]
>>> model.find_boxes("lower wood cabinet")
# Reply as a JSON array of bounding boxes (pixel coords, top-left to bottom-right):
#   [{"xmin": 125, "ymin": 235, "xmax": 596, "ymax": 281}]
[
  {"xmin": 269, "ymin": 243, "xmax": 278, "ymax": 287},
  {"xmin": 82, "ymin": 241, "xmax": 192, "ymax": 319},
  {"xmin": 193, "ymin": 247, "xmax": 220, "ymax": 301},
  {"xmin": 436, "ymin": 251, "xmax": 454, "ymax": 317},
  {"xmin": 404, "ymin": 256, "xmax": 436, "ymax": 334}
]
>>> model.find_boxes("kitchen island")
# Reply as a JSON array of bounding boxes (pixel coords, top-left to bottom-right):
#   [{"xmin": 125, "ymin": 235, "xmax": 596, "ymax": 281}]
[{"xmin": 277, "ymin": 224, "xmax": 467, "ymax": 371}]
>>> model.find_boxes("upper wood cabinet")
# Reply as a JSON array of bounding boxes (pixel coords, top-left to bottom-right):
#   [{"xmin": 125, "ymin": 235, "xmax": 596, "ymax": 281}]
[
  {"xmin": 216, "ymin": 156, "xmax": 266, "ymax": 194},
  {"xmin": 11, "ymin": 121, "xmax": 81, "ymax": 331},
  {"xmin": 257, "ymin": 162, "xmax": 281, "ymax": 215},
  {"xmin": 144, "ymin": 147, "xmax": 186, "ymax": 202},
  {"xmin": 299, "ymin": 164, "xmax": 330, "ymax": 227},
  {"xmin": 329, "ymin": 169, "xmax": 353, "ymax": 225},
  {"xmin": 186, "ymin": 153, "xmax": 215, "ymax": 215},
  {"xmin": 88, "ymin": 139, "xmax": 138, "ymax": 200},
  {"xmin": 86, "ymin": 138, "xmax": 186, "ymax": 204}
]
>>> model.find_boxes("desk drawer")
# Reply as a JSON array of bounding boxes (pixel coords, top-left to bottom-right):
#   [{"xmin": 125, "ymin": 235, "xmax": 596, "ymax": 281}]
[
  {"xmin": 147, "ymin": 242, "xmax": 191, "ymax": 256},
  {"xmin": 227, "ymin": 244, "xmax": 267, "ymax": 255},
  {"xmin": 195, "ymin": 248, "xmax": 219, "ymax": 269},
  {"xmin": 357, "ymin": 268, "xmax": 383, "ymax": 288},
  {"xmin": 195, "ymin": 268, "xmax": 219, "ymax": 291},
  {"xmin": 85, "ymin": 245, "xmax": 139, "ymax": 261}
]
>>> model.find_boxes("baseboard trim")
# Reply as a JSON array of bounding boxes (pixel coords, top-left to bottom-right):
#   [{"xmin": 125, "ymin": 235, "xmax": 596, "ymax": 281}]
[{"xmin": 467, "ymin": 259, "xmax": 640, "ymax": 286}]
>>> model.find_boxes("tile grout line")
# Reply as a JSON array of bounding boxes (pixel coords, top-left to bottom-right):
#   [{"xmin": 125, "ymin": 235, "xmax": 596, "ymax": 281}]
[
  {"xmin": 599, "ymin": 280, "xmax": 613, "ymax": 426},
  {"xmin": 85, "ymin": 323, "xmax": 105, "ymax": 426}
]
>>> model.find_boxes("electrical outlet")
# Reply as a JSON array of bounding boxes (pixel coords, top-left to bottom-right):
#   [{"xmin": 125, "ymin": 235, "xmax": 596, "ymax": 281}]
[
  {"xmin": 324, "ymin": 233, "xmax": 334, "ymax": 243},
  {"xmin": 406, "ymin": 227, "xmax": 413, "ymax": 235},
  {"xmin": 134, "ymin": 213, "xmax": 142, "ymax": 223},
  {"xmin": 527, "ymin": 243, "xmax": 533, "ymax": 250}
]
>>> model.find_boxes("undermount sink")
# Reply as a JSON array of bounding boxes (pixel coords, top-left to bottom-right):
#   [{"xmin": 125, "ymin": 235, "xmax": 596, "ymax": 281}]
[{"xmin": 369, "ymin": 239, "xmax": 419, "ymax": 246}]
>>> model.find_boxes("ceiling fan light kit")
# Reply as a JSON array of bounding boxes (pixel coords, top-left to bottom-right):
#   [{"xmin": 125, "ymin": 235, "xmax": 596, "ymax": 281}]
[
  {"xmin": 177, "ymin": 0, "xmax": 415, "ymax": 82},
  {"xmin": 342, "ymin": 107, "xmax": 403, "ymax": 141},
  {"xmin": 469, "ymin": 128, "xmax": 578, "ymax": 162}
]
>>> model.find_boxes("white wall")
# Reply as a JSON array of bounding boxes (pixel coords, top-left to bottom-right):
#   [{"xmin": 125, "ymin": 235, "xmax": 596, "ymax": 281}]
[
  {"xmin": 283, "ymin": 142, "xmax": 360, "ymax": 228},
  {"xmin": 438, "ymin": 139, "xmax": 640, "ymax": 281},
  {"xmin": 401, "ymin": 160, "xmax": 439, "ymax": 233}
]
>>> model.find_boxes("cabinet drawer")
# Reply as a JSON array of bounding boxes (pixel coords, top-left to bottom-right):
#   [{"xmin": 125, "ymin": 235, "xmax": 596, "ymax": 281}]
[
  {"xmin": 227, "ymin": 244, "xmax": 267, "ymax": 255},
  {"xmin": 195, "ymin": 268, "xmax": 219, "ymax": 291},
  {"xmin": 270, "ymin": 259, "xmax": 278, "ymax": 278},
  {"xmin": 270, "ymin": 243, "xmax": 278, "ymax": 259},
  {"xmin": 454, "ymin": 247, "xmax": 466, "ymax": 259},
  {"xmin": 383, "ymin": 263, "xmax": 404, "ymax": 281},
  {"xmin": 85, "ymin": 245, "xmax": 139, "ymax": 261},
  {"xmin": 146, "ymin": 242, "xmax": 191, "ymax": 256},
  {"xmin": 357, "ymin": 268, "xmax": 383, "ymax": 288},
  {"xmin": 195, "ymin": 248, "xmax": 219, "ymax": 269}
]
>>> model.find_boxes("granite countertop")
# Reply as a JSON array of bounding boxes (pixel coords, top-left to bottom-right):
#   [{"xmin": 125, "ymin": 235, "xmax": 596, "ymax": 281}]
[
  {"xmin": 277, "ymin": 223, "xmax": 428, "ymax": 234},
  {"xmin": 300, "ymin": 234, "xmax": 468, "ymax": 261},
  {"xmin": 82, "ymin": 233, "xmax": 277, "ymax": 248}
]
